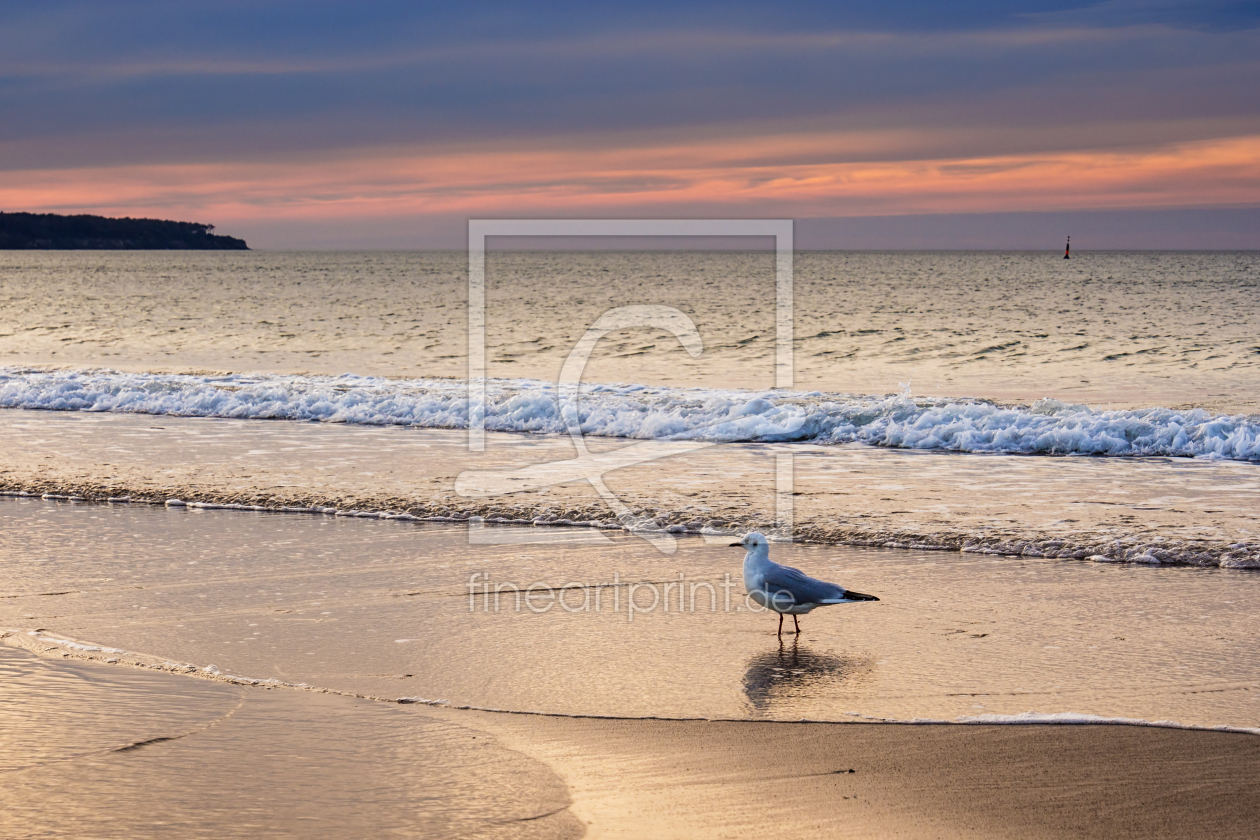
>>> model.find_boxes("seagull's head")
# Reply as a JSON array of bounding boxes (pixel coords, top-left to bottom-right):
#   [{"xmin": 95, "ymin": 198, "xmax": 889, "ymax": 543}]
[{"xmin": 730, "ymin": 532, "xmax": 768, "ymax": 553}]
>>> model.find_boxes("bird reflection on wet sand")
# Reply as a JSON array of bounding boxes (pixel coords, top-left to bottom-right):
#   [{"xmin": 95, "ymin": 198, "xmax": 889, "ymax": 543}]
[{"xmin": 742, "ymin": 638, "xmax": 872, "ymax": 716}]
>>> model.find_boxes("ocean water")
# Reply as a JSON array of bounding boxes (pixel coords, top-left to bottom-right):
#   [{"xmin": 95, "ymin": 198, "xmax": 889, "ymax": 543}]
[
  {"xmin": 2, "ymin": 409, "xmax": 1258, "ymax": 567},
  {"xmin": 2, "ymin": 249, "xmax": 1258, "ymax": 411},
  {"xmin": 3, "ymin": 250, "xmax": 1258, "ymax": 460},
  {"xmin": 1, "ymin": 249, "xmax": 1258, "ymax": 736},
  {"xmin": 2, "ymin": 250, "xmax": 1258, "ymax": 555}
]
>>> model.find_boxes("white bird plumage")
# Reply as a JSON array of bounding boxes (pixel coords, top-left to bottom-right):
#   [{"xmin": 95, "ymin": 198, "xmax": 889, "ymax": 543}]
[{"xmin": 732, "ymin": 532, "xmax": 879, "ymax": 635}]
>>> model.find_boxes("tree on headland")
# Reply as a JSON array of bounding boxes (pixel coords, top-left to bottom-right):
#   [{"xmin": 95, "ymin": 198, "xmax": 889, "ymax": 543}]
[{"xmin": 0, "ymin": 212, "xmax": 249, "ymax": 250}]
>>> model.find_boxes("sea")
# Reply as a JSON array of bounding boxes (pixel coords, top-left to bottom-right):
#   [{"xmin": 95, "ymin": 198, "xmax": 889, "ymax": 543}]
[
  {"xmin": 1, "ymin": 248, "xmax": 1258, "ymax": 747},
  {"xmin": 3, "ymin": 249, "xmax": 1259, "ymax": 441}
]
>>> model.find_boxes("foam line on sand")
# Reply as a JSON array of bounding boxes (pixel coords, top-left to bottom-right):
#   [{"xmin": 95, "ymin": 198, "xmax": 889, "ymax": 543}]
[{"xmin": 6, "ymin": 627, "xmax": 1257, "ymax": 736}]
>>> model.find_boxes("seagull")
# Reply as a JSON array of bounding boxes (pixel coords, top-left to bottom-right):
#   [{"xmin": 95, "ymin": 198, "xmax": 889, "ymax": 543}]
[{"xmin": 731, "ymin": 532, "xmax": 879, "ymax": 635}]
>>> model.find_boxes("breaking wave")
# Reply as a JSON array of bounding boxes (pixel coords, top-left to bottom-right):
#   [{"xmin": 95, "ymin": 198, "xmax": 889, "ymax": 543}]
[{"xmin": 2, "ymin": 367, "xmax": 1258, "ymax": 461}]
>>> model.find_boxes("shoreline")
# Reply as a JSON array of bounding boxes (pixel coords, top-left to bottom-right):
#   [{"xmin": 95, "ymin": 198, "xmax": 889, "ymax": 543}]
[
  {"xmin": 3, "ymin": 482, "xmax": 1256, "ymax": 570},
  {"xmin": 7, "ymin": 627, "xmax": 1260, "ymax": 736},
  {"xmin": 4, "ymin": 635, "xmax": 1259, "ymax": 839},
  {"xmin": 2, "ymin": 404, "xmax": 1257, "ymax": 570}
]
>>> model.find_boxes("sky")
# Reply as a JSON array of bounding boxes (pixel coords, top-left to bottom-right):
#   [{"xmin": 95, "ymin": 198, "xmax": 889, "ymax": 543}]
[{"xmin": 1, "ymin": 1, "xmax": 1258, "ymax": 248}]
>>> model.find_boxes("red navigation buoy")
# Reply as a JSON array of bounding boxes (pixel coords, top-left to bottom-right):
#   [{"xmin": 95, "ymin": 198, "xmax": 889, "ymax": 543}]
[{"xmin": 1064, "ymin": 235, "xmax": 1071, "ymax": 259}]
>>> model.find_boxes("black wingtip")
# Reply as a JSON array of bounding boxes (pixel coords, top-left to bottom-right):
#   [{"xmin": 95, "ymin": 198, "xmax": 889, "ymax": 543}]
[{"xmin": 844, "ymin": 591, "xmax": 880, "ymax": 602}]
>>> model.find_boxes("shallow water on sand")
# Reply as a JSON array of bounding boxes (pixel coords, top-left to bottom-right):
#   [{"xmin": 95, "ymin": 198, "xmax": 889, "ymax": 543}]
[
  {"xmin": 0, "ymin": 645, "xmax": 578, "ymax": 839},
  {"xmin": 3, "ymin": 409, "xmax": 1258, "ymax": 566},
  {"xmin": 3, "ymin": 498, "xmax": 1257, "ymax": 730}
]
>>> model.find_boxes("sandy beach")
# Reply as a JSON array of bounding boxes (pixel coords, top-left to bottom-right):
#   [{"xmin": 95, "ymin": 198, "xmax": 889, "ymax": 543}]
[
  {"xmin": 0, "ymin": 645, "xmax": 581, "ymax": 840},
  {"xmin": 472, "ymin": 713, "xmax": 1260, "ymax": 839},
  {"xmin": 5, "ymin": 641, "xmax": 1258, "ymax": 839},
  {"xmin": 3, "ymin": 498, "xmax": 1259, "ymax": 837}
]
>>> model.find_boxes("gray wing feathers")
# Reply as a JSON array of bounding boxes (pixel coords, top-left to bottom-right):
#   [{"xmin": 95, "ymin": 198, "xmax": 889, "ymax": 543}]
[{"xmin": 761, "ymin": 563, "xmax": 847, "ymax": 604}]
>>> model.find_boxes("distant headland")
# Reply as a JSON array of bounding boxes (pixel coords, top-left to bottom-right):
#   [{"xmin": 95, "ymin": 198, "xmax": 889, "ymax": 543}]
[{"xmin": 0, "ymin": 212, "xmax": 248, "ymax": 250}]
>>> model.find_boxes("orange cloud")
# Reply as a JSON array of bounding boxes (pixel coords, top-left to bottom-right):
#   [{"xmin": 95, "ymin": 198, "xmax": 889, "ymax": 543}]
[{"xmin": 4, "ymin": 132, "xmax": 1258, "ymax": 226}]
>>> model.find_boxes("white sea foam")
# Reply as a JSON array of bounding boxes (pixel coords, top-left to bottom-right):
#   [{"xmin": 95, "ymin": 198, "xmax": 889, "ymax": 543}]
[
  {"xmin": 2, "ymin": 367, "xmax": 1258, "ymax": 461},
  {"xmin": 954, "ymin": 711, "xmax": 1260, "ymax": 736},
  {"xmin": 843, "ymin": 709, "xmax": 1260, "ymax": 735}
]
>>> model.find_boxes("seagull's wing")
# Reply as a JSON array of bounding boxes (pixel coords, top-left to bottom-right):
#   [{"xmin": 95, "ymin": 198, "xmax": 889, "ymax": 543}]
[{"xmin": 761, "ymin": 563, "xmax": 847, "ymax": 605}]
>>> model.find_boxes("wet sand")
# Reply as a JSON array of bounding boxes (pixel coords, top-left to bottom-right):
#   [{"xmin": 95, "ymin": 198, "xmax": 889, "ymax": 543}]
[
  {"xmin": 0, "ymin": 645, "xmax": 580, "ymax": 839},
  {"xmin": 3, "ymin": 501, "xmax": 1259, "ymax": 837},
  {"xmin": 4, "ymin": 644, "xmax": 1258, "ymax": 839},
  {"xmin": 470, "ymin": 712, "xmax": 1260, "ymax": 840},
  {"xmin": 4, "ymin": 494, "xmax": 1259, "ymax": 837}
]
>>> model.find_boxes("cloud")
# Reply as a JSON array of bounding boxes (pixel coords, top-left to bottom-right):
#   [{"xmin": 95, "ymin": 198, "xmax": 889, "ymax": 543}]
[
  {"xmin": 1022, "ymin": 0, "xmax": 1260, "ymax": 31},
  {"xmin": 4, "ymin": 133, "xmax": 1257, "ymax": 227},
  {"xmin": 0, "ymin": 1, "xmax": 1257, "ymax": 246},
  {"xmin": 2, "ymin": 8, "xmax": 1256, "ymax": 167}
]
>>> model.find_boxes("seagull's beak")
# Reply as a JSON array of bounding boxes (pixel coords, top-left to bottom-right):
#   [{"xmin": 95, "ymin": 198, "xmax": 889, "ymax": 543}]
[{"xmin": 729, "ymin": 542, "xmax": 744, "ymax": 548}]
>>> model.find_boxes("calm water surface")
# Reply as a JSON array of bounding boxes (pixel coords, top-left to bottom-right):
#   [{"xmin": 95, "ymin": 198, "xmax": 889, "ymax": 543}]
[{"xmin": 2, "ymin": 250, "xmax": 1256, "ymax": 410}]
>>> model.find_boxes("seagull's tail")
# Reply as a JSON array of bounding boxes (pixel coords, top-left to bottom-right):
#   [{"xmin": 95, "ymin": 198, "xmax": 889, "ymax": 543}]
[{"xmin": 841, "ymin": 590, "xmax": 879, "ymax": 602}]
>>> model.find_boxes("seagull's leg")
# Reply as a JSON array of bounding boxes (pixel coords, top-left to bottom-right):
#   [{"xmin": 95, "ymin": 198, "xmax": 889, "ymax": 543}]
[
  {"xmin": 793, "ymin": 615, "xmax": 801, "ymax": 634},
  {"xmin": 777, "ymin": 613, "xmax": 783, "ymax": 636}
]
